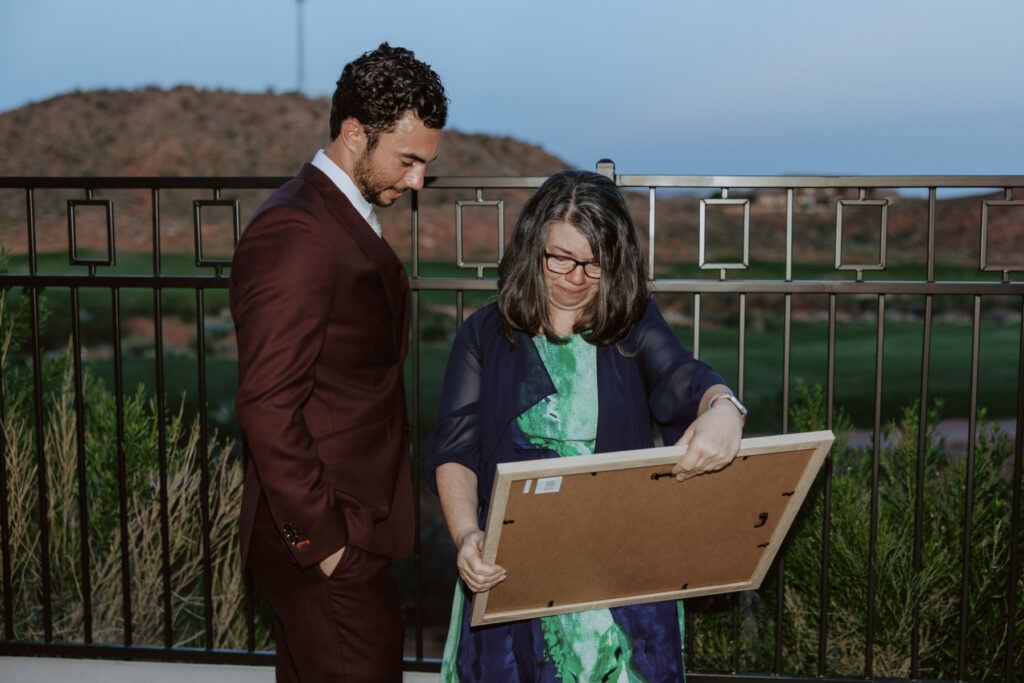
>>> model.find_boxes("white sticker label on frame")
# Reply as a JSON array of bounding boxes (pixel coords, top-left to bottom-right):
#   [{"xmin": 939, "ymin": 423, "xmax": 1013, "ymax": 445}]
[{"xmin": 535, "ymin": 476, "xmax": 563, "ymax": 494}]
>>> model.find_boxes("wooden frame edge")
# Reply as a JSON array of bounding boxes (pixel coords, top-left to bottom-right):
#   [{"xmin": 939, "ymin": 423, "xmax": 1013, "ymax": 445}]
[{"xmin": 471, "ymin": 430, "xmax": 835, "ymax": 627}]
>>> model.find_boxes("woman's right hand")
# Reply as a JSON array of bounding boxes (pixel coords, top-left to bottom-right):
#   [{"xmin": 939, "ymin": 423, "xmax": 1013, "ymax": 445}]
[
  {"xmin": 456, "ymin": 528, "xmax": 507, "ymax": 593},
  {"xmin": 437, "ymin": 463, "xmax": 507, "ymax": 592}
]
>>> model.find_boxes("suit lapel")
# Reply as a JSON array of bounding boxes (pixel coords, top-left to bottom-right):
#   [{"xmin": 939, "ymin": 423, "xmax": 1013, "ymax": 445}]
[{"xmin": 298, "ymin": 164, "xmax": 409, "ymax": 356}]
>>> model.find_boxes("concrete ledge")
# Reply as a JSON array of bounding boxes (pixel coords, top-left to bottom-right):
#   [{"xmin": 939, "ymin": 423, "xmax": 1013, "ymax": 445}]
[{"xmin": 0, "ymin": 656, "xmax": 440, "ymax": 682}]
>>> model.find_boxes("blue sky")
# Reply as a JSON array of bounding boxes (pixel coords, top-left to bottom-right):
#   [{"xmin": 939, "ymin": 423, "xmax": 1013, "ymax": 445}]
[{"xmin": 2, "ymin": 0, "xmax": 1022, "ymax": 176}]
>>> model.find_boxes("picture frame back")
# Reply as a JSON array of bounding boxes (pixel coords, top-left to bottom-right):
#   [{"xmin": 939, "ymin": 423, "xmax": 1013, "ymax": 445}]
[{"xmin": 470, "ymin": 430, "xmax": 834, "ymax": 627}]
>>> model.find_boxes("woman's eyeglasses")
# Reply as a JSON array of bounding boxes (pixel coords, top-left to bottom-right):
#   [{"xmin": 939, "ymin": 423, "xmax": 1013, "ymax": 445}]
[{"xmin": 544, "ymin": 252, "xmax": 602, "ymax": 279}]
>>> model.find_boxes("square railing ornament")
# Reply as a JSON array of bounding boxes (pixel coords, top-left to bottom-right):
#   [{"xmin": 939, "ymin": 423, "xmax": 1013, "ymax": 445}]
[
  {"xmin": 193, "ymin": 199, "xmax": 241, "ymax": 269},
  {"xmin": 980, "ymin": 199, "xmax": 1024, "ymax": 279},
  {"xmin": 699, "ymin": 197, "xmax": 750, "ymax": 275},
  {"xmin": 67, "ymin": 199, "xmax": 115, "ymax": 268},
  {"xmin": 835, "ymin": 196, "xmax": 888, "ymax": 279},
  {"xmin": 456, "ymin": 191, "xmax": 504, "ymax": 277}
]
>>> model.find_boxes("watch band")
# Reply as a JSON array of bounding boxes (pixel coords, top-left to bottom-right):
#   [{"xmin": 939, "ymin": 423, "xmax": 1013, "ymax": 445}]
[{"xmin": 709, "ymin": 391, "xmax": 747, "ymax": 426}]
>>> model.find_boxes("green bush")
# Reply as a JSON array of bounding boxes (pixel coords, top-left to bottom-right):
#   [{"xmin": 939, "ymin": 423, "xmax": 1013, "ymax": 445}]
[
  {"xmin": 0, "ymin": 258, "xmax": 271, "ymax": 649},
  {"xmin": 687, "ymin": 381, "xmax": 1022, "ymax": 680}
]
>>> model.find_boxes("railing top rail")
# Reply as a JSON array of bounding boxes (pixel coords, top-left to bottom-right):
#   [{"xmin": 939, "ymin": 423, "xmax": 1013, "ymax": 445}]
[
  {"xmin": 1, "ymin": 174, "xmax": 1022, "ymax": 190},
  {"xmin": 0, "ymin": 274, "xmax": 1020, "ymax": 295},
  {"xmin": 0, "ymin": 176, "xmax": 291, "ymax": 189},
  {"xmin": 614, "ymin": 174, "xmax": 1024, "ymax": 188}
]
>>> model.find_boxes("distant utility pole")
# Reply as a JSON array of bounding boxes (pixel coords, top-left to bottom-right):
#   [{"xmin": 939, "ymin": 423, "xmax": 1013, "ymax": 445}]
[{"xmin": 296, "ymin": 0, "xmax": 305, "ymax": 92}]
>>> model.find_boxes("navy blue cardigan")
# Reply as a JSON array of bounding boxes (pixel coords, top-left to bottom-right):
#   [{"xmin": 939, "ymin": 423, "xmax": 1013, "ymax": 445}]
[{"xmin": 424, "ymin": 297, "xmax": 728, "ymax": 508}]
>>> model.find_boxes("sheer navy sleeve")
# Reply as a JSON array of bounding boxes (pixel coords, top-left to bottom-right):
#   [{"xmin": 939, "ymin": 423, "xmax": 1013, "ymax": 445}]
[
  {"xmin": 424, "ymin": 317, "xmax": 484, "ymax": 495},
  {"xmin": 623, "ymin": 298, "xmax": 728, "ymax": 444}
]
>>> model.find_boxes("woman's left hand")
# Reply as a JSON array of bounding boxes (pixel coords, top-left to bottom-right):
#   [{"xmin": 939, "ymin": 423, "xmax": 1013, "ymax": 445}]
[{"xmin": 671, "ymin": 390, "xmax": 743, "ymax": 481}]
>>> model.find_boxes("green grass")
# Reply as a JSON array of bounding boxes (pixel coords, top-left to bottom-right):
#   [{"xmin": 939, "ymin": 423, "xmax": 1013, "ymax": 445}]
[
  {"xmin": 87, "ymin": 355, "xmax": 240, "ymax": 436},
  {"xmin": 2, "ymin": 252, "xmax": 230, "ymax": 352},
  {"xmin": 410, "ymin": 288, "xmax": 1021, "ymax": 438},
  {"xmin": 4, "ymin": 253, "xmax": 1018, "ymax": 437},
  {"xmin": 691, "ymin": 319, "xmax": 1019, "ymax": 434},
  {"xmin": 411, "ymin": 318, "xmax": 1020, "ymax": 438}
]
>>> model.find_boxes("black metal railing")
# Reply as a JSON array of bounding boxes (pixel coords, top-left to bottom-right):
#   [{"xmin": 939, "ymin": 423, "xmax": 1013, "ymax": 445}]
[{"xmin": 0, "ymin": 165, "xmax": 1021, "ymax": 681}]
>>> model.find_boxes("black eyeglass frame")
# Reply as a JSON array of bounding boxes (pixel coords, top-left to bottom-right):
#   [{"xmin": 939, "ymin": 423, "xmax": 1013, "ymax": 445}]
[{"xmin": 543, "ymin": 252, "xmax": 602, "ymax": 279}]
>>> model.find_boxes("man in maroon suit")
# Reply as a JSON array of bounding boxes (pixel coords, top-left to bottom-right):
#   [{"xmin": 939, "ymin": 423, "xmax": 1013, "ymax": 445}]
[{"xmin": 230, "ymin": 43, "xmax": 447, "ymax": 681}]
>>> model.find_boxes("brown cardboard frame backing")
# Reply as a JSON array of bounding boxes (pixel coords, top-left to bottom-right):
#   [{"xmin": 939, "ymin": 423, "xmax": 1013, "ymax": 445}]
[{"xmin": 470, "ymin": 430, "xmax": 834, "ymax": 626}]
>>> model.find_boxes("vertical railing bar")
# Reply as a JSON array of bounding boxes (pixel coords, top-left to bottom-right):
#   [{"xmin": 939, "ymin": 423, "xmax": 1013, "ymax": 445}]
[
  {"xmin": 239, "ymin": 189, "xmax": 261, "ymax": 654},
  {"xmin": 456, "ymin": 290, "xmax": 464, "ymax": 327},
  {"xmin": 958, "ymin": 295, "xmax": 982, "ymax": 679},
  {"xmin": 70, "ymin": 283, "xmax": 95, "ymax": 645},
  {"xmin": 238, "ymin": 195, "xmax": 257, "ymax": 654},
  {"xmin": 0, "ymin": 297, "xmax": 10, "ymax": 643},
  {"xmin": 70, "ymin": 191, "xmax": 98, "ymax": 644},
  {"xmin": 226, "ymin": 190, "xmax": 252, "ymax": 652},
  {"xmin": 0, "ymin": 312, "xmax": 9, "ymax": 642},
  {"xmin": 1005, "ymin": 295, "xmax": 1024, "ymax": 682},
  {"xmin": 0, "ymin": 187, "xmax": 38, "ymax": 641},
  {"xmin": 151, "ymin": 187, "xmax": 161, "ymax": 280},
  {"xmin": 911, "ymin": 292, "xmax": 932, "ymax": 676},
  {"xmin": 412, "ymin": 286, "xmax": 424, "ymax": 662},
  {"xmin": 27, "ymin": 187, "xmax": 38, "ymax": 275},
  {"xmin": 864, "ymin": 295, "xmax": 885, "ymax": 677},
  {"xmin": 244, "ymin": 569, "xmax": 256, "ymax": 652},
  {"xmin": 693, "ymin": 294, "xmax": 701, "ymax": 360},
  {"xmin": 785, "ymin": 188, "xmax": 794, "ymax": 282},
  {"xmin": 783, "ymin": 187, "xmax": 795, "ymax": 431},
  {"xmin": 775, "ymin": 320, "xmax": 792, "ymax": 672},
  {"xmin": 29, "ymin": 282, "xmax": 52, "ymax": 641},
  {"xmin": 24, "ymin": 186, "xmax": 55, "ymax": 641},
  {"xmin": 773, "ymin": 553, "xmax": 785, "ymax": 675},
  {"xmin": 737, "ymin": 294, "xmax": 746, "ymax": 400},
  {"xmin": 1002, "ymin": 189, "xmax": 1012, "ymax": 287},
  {"xmin": 827, "ymin": 297, "xmax": 836, "ymax": 429},
  {"xmin": 776, "ymin": 189, "xmax": 794, "ymax": 673},
  {"xmin": 412, "ymin": 188, "xmax": 420, "ymax": 279},
  {"xmin": 730, "ymin": 598, "xmax": 740, "ymax": 673},
  {"xmin": 152, "ymin": 188, "xmax": 173, "ymax": 647},
  {"xmin": 195, "ymin": 289, "xmax": 214, "ymax": 649},
  {"xmin": 818, "ymin": 293, "xmax": 837, "ymax": 674},
  {"xmin": 729, "ymin": 274, "xmax": 741, "ymax": 674},
  {"xmin": 926, "ymin": 188, "xmax": 936, "ymax": 283},
  {"xmin": 111, "ymin": 286, "xmax": 133, "ymax": 646},
  {"xmin": 411, "ymin": 189, "xmax": 424, "ymax": 662},
  {"xmin": 911, "ymin": 188, "xmax": 937, "ymax": 675},
  {"xmin": 782, "ymin": 294, "xmax": 792, "ymax": 435},
  {"xmin": 648, "ymin": 187, "xmax": 656, "ymax": 278}
]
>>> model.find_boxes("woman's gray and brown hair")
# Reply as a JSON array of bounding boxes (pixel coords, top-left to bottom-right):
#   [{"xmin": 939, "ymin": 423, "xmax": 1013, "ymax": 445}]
[{"xmin": 498, "ymin": 169, "xmax": 650, "ymax": 345}]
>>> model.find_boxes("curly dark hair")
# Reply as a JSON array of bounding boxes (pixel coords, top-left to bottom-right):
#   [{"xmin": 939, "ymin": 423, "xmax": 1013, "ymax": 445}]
[
  {"xmin": 498, "ymin": 170, "xmax": 650, "ymax": 346},
  {"xmin": 329, "ymin": 43, "xmax": 448, "ymax": 148}
]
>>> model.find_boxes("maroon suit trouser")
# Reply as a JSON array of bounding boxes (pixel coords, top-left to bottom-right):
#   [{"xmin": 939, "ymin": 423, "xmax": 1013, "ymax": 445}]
[{"xmin": 249, "ymin": 496, "xmax": 404, "ymax": 682}]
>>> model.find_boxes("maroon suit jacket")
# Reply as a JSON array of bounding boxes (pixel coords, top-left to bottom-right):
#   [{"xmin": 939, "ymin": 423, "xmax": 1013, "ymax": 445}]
[{"xmin": 230, "ymin": 163, "xmax": 413, "ymax": 571}]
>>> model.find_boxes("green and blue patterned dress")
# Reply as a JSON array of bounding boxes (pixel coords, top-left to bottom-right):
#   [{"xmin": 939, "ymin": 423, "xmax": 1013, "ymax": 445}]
[{"xmin": 441, "ymin": 334, "xmax": 686, "ymax": 682}]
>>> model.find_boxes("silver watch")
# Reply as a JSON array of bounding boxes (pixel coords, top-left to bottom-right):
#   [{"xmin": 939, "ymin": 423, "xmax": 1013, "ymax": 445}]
[{"xmin": 710, "ymin": 391, "xmax": 747, "ymax": 425}]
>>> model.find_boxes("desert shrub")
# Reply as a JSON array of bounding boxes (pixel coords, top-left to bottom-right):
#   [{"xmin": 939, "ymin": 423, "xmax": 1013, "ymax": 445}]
[
  {"xmin": 0, "ymin": 258, "xmax": 271, "ymax": 649},
  {"xmin": 686, "ymin": 381, "xmax": 1022, "ymax": 681}
]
